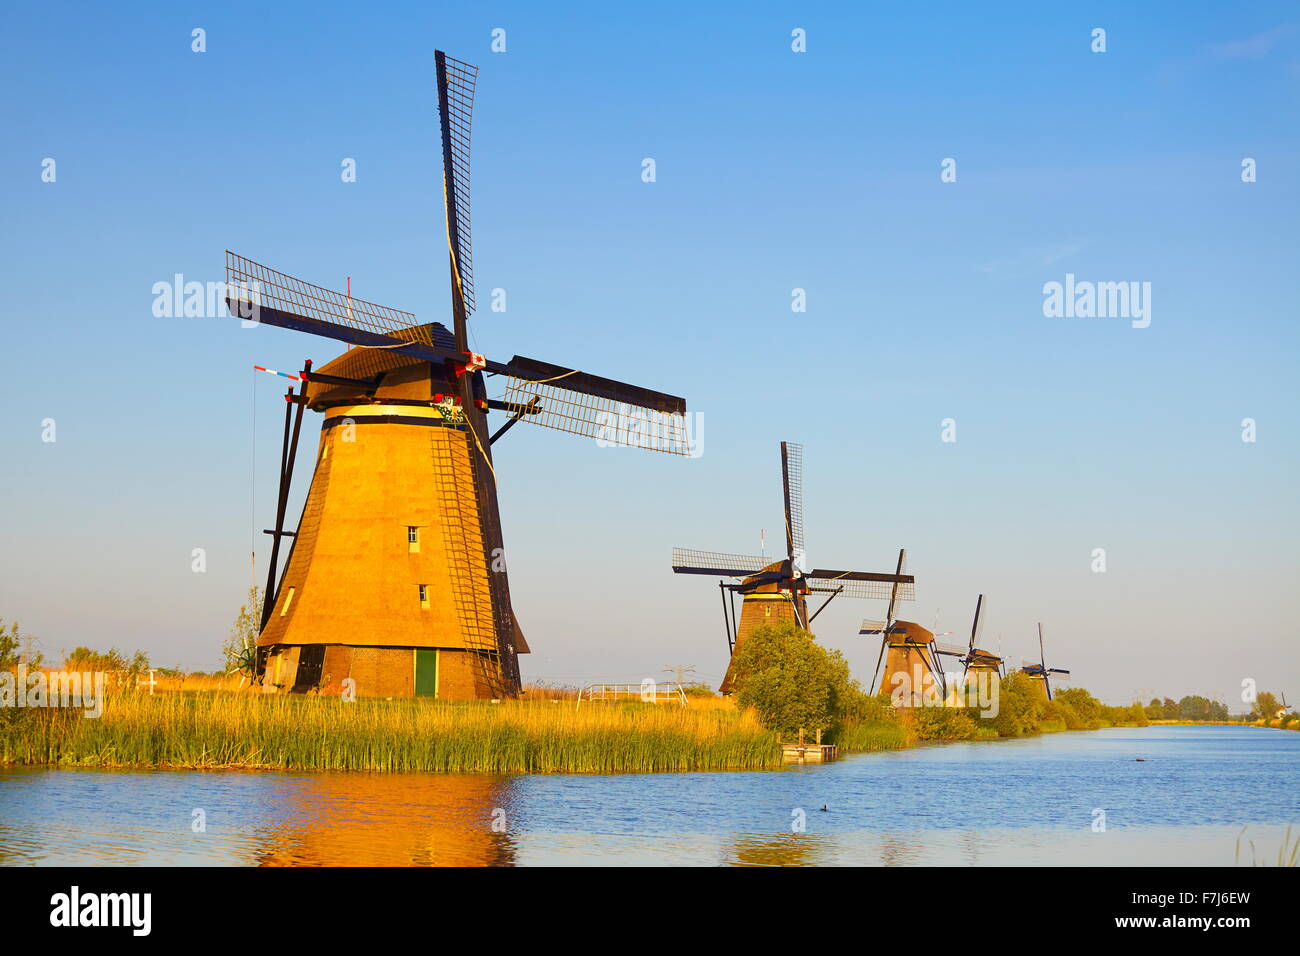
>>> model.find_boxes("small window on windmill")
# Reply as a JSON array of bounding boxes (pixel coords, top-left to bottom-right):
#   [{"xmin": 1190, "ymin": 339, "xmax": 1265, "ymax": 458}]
[
  {"xmin": 408, "ymin": 526, "xmax": 420, "ymax": 553},
  {"xmin": 280, "ymin": 587, "xmax": 296, "ymax": 617},
  {"xmin": 418, "ymin": 584, "xmax": 429, "ymax": 609}
]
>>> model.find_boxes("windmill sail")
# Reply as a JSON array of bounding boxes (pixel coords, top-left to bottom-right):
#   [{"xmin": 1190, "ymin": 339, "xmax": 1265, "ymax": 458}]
[
  {"xmin": 969, "ymin": 594, "xmax": 986, "ymax": 650},
  {"xmin": 435, "ymin": 50, "xmax": 478, "ymax": 319},
  {"xmin": 805, "ymin": 569, "xmax": 915, "ymax": 601},
  {"xmin": 781, "ymin": 442, "xmax": 805, "ymax": 572},
  {"xmin": 671, "ymin": 549, "xmax": 772, "ymax": 577},
  {"xmin": 225, "ymin": 252, "xmax": 443, "ymax": 356},
  {"xmin": 500, "ymin": 365, "xmax": 691, "ymax": 455},
  {"xmin": 933, "ymin": 640, "xmax": 970, "ymax": 657}
]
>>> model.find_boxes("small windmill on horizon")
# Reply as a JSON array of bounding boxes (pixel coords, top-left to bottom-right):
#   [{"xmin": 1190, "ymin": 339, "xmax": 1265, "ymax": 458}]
[{"xmin": 1018, "ymin": 623, "xmax": 1071, "ymax": 700}]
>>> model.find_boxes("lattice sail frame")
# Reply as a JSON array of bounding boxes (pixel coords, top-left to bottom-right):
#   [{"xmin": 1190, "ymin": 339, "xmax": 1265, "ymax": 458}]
[
  {"xmin": 782, "ymin": 442, "xmax": 805, "ymax": 566},
  {"xmin": 934, "ymin": 640, "xmax": 973, "ymax": 656},
  {"xmin": 970, "ymin": 595, "xmax": 988, "ymax": 648},
  {"xmin": 225, "ymin": 251, "xmax": 430, "ymax": 345},
  {"xmin": 502, "ymin": 376, "xmax": 694, "ymax": 455},
  {"xmin": 807, "ymin": 575, "xmax": 915, "ymax": 601},
  {"xmin": 437, "ymin": 52, "xmax": 479, "ymax": 316},
  {"xmin": 671, "ymin": 548, "xmax": 773, "ymax": 575}
]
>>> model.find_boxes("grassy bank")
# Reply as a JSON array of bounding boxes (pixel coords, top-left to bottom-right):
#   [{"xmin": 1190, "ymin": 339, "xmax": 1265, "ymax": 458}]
[
  {"xmin": 0, "ymin": 692, "xmax": 782, "ymax": 773},
  {"xmin": 1, "ymin": 676, "xmax": 1260, "ymax": 775}
]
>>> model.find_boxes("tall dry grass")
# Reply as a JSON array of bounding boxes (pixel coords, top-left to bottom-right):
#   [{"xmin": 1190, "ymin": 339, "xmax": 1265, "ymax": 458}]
[{"xmin": 0, "ymin": 691, "xmax": 780, "ymax": 774}]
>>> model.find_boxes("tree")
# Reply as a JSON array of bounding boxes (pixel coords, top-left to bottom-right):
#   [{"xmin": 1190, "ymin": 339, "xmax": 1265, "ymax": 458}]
[
  {"xmin": 64, "ymin": 646, "xmax": 150, "ymax": 678},
  {"xmin": 0, "ymin": 620, "xmax": 21, "ymax": 670},
  {"xmin": 1253, "ymin": 691, "xmax": 1280, "ymax": 721},
  {"xmin": 1178, "ymin": 695, "xmax": 1214, "ymax": 721},
  {"xmin": 0, "ymin": 620, "xmax": 42, "ymax": 669},
  {"xmin": 222, "ymin": 587, "xmax": 264, "ymax": 675},
  {"xmin": 729, "ymin": 621, "xmax": 844, "ymax": 738},
  {"xmin": 988, "ymin": 672, "xmax": 1044, "ymax": 737},
  {"xmin": 1055, "ymin": 687, "xmax": 1103, "ymax": 724}
]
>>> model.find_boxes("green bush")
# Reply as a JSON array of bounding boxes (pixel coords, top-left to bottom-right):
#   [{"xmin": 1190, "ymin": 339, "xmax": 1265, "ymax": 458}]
[
  {"xmin": 911, "ymin": 706, "xmax": 979, "ymax": 741},
  {"xmin": 730, "ymin": 621, "xmax": 847, "ymax": 738},
  {"xmin": 984, "ymin": 672, "xmax": 1042, "ymax": 737}
]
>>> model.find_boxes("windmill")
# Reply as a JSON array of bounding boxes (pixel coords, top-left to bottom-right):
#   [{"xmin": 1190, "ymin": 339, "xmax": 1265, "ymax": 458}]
[
  {"xmin": 220, "ymin": 51, "xmax": 691, "ymax": 701},
  {"xmin": 932, "ymin": 594, "xmax": 1005, "ymax": 698},
  {"xmin": 1018, "ymin": 623, "xmax": 1071, "ymax": 700},
  {"xmin": 858, "ymin": 550, "xmax": 945, "ymax": 704},
  {"xmin": 672, "ymin": 442, "xmax": 914, "ymax": 693}
]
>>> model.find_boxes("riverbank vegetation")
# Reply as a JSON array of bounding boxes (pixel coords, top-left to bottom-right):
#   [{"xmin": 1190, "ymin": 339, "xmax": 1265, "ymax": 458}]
[
  {"xmin": 732, "ymin": 622, "xmax": 1153, "ymax": 750},
  {"xmin": 0, "ymin": 692, "xmax": 782, "ymax": 773},
  {"xmin": 2, "ymin": 619, "xmax": 1289, "ymax": 774}
]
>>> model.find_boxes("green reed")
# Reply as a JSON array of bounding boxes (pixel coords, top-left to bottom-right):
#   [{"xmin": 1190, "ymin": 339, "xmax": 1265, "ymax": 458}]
[{"xmin": 0, "ymin": 692, "xmax": 782, "ymax": 774}]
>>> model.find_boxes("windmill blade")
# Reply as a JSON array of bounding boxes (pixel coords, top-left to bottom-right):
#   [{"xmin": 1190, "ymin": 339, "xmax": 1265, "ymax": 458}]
[
  {"xmin": 225, "ymin": 253, "xmax": 450, "ymax": 360},
  {"xmin": 1038, "ymin": 622, "xmax": 1047, "ymax": 671},
  {"xmin": 781, "ymin": 442, "xmax": 805, "ymax": 572},
  {"xmin": 859, "ymin": 620, "xmax": 888, "ymax": 635},
  {"xmin": 884, "ymin": 549, "xmax": 907, "ymax": 623},
  {"xmin": 496, "ymin": 356, "xmax": 685, "ymax": 414},
  {"xmin": 672, "ymin": 548, "xmax": 771, "ymax": 578},
  {"xmin": 933, "ymin": 641, "xmax": 970, "ymax": 657},
  {"xmin": 969, "ymin": 594, "xmax": 986, "ymax": 651},
  {"xmin": 497, "ymin": 357, "xmax": 691, "ymax": 455},
  {"xmin": 806, "ymin": 569, "xmax": 915, "ymax": 601},
  {"xmin": 1048, "ymin": 668, "xmax": 1071, "ymax": 680},
  {"xmin": 435, "ymin": 50, "xmax": 479, "ymax": 319}
]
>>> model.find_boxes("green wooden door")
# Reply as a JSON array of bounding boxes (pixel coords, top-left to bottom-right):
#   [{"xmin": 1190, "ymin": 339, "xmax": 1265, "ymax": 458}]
[{"xmin": 415, "ymin": 649, "xmax": 438, "ymax": 697}]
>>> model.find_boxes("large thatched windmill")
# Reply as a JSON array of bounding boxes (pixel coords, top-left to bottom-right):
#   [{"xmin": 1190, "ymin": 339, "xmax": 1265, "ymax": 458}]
[
  {"xmin": 1018, "ymin": 624, "xmax": 1071, "ymax": 700},
  {"xmin": 672, "ymin": 442, "xmax": 913, "ymax": 693},
  {"xmin": 224, "ymin": 52, "xmax": 691, "ymax": 700}
]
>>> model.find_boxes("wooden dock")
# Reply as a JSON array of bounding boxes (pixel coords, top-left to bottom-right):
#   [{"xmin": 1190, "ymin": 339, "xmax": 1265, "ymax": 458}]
[{"xmin": 781, "ymin": 743, "xmax": 837, "ymax": 764}]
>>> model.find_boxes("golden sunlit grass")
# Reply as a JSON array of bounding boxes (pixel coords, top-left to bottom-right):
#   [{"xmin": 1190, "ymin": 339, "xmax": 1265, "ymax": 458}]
[{"xmin": 0, "ymin": 690, "xmax": 781, "ymax": 774}]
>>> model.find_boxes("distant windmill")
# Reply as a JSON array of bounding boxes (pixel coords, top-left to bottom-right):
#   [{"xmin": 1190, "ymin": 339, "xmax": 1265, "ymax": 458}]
[
  {"xmin": 1018, "ymin": 623, "xmax": 1071, "ymax": 700},
  {"xmin": 933, "ymin": 594, "xmax": 1004, "ymax": 690},
  {"xmin": 672, "ymin": 442, "xmax": 914, "ymax": 693},
  {"xmin": 859, "ymin": 550, "xmax": 941, "ymax": 703}
]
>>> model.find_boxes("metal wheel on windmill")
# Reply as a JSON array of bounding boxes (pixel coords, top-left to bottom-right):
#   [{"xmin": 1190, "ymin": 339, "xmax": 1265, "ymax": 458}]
[
  {"xmin": 671, "ymin": 441, "xmax": 914, "ymax": 694},
  {"xmin": 1018, "ymin": 623, "xmax": 1071, "ymax": 700},
  {"xmin": 860, "ymin": 549, "xmax": 946, "ymax": 703},
  {"xmin": 220, "ymin": 51, "xmax": 692, "ymax": 702},
  {"xmin": 932, "ymin": 594, "xmax": 1005, "ymax": 694}
]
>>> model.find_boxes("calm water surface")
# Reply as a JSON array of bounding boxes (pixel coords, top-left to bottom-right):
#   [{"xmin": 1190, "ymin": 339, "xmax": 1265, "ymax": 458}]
[{"xmin": 1, "ymin": 726, "xmax": 1296, "ymax": 865}]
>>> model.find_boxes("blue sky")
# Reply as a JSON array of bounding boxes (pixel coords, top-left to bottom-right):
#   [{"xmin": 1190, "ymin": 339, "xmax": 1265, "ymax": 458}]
[{"xmin": 2, "ymin": 2, "xmax": 1297, "ymax": 705}]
